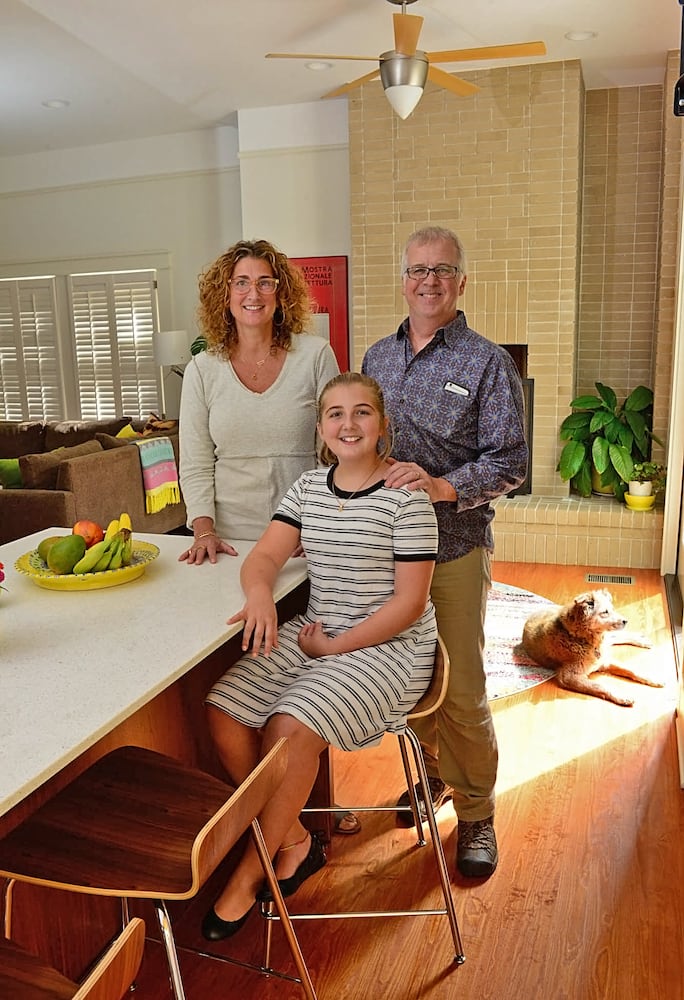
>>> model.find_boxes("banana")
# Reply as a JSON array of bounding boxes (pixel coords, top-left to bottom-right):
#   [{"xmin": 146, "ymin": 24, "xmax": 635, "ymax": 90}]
[
  {"xmin": 121, "ymin": 534, "xmax": 133, "ymax": 566},
  {"xmin": 93, "ymin": 540, "xmax": 117, "ymax": 572},
  {"xmin": 104, "ymin": 518, "xmax": 120, "ymax": 541},
  {"xmin": 73, "ymin": 538, "xmax": 113, "ymax": 574},
  {"xmin": 108, "ymin": 535, "xmax": 125, "ymax": 570},
  {"xmin": 118, "ymin": 512, "xmax": 133, "ymax": 564}
]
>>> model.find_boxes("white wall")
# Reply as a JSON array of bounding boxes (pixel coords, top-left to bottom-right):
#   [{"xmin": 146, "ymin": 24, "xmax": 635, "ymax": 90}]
[
  {"xmin": 238, "ymin": 101, "xmax": 350, "ymax": 255},
  {"xmin": 0, "ymin": 127, "xmax": 243, "ymax": 338},
  {"xmin": 0, "ymin": 104, "xmax": 352, "ymax": 412},
  {"xmin": 237, "ymin": 102, "xmax": 352, "ymax": 355},
  {"xmin": 0, "ymin": 128, "xmax": 241, "ymax": 417}
]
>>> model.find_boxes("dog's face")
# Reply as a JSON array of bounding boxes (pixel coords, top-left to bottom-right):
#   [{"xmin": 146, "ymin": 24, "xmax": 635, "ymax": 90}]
[{"xmin": 566, "ymin": 589, "xmax": 627, "ymax": 636}]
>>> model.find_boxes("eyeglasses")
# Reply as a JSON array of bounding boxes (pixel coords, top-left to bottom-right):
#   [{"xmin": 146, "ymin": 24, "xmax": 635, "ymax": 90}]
[
  {"xmin": 404, "ymin": 265, "xmax": 460, "ymax": 280},
  {"xmin": 229, "ymin": 277, "xmax": 279, "ymax": 294}
]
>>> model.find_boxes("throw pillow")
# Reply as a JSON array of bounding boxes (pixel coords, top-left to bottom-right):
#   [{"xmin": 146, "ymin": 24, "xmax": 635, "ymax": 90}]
[
  {"xmin": 95, "ymin": 432, "xmax": 132, "ymax": 450},
  {"xmin": 142, "ymin": 413, "xmax": 179, "ymax": 436},
  {"xmin": 116, "ymin": 423, "xmax": 141, "ymax": 439},
  {"xmin": 19, "ymin": 440, "xmax": 102, "ymax": 490},
  {"xmin": 0, "ymin": 458, "xmax": 23, "ymax": 488}
]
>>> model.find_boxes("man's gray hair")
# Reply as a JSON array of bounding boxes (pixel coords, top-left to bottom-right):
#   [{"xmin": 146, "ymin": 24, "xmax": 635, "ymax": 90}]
[{"xmin": 401, "ymin": 226, "xmax": 468, "ymax": 276}]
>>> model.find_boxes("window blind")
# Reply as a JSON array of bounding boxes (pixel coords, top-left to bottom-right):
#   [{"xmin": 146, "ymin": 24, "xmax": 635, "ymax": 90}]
[
  {"xmin": 69, "ymin": 270, "xmax": 159, "ymax": 419},
  {"xmin": 0, "ymin": 277, "xmax": 62, "ymax": 420}
]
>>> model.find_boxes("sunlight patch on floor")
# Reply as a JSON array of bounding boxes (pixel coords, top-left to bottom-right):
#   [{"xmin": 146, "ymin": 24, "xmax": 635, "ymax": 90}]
[{"xmin": 492, "ymin": 654, "xmax": 677, "ymax": 797}]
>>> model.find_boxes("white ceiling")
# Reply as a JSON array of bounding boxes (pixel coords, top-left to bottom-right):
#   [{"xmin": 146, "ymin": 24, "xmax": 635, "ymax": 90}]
[{"xmin": 1, "ymin": 0, "xmax": 681, "ymax": 157}]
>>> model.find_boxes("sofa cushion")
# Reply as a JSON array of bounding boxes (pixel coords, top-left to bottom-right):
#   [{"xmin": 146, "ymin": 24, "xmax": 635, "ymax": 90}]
[
  {"xmin": 95, "ymin": 432, "xmax": 132, "ymax": 450},
  {"xmin": 19, "ymin": 440, "xmax": 103, "ymax": 490},
  {"xmin": 44, "ymin": 417, "xmax": 131, "ymax": 451},
  {"xmin": 0, "ymin": 421, "xmax": 47, "ymax": 459},
  {"xmin": 0, "ymin": 458, "xmax": 23, "ymax": 488}
]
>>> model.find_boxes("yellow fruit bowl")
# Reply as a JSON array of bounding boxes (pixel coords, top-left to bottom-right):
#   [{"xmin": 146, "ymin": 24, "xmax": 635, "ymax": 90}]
[
  {"xmin": 15, "ymin": 541, "xmax": 160, "ymax": 591},
  {"xmin": 624, "ymin": 493, "xmax": 656, "ymax": 511}
]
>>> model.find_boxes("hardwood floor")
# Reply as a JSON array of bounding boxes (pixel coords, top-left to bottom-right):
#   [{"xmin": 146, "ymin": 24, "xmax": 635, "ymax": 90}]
[{"xmin": 129, "ymin": 563, "xmax": 683, "ymax": 1000}]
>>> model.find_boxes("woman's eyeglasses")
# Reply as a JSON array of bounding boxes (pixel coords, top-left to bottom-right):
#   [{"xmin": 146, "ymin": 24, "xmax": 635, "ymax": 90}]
[
  {"xmin": 404, "ymin": 265, "xmax": 460, "ymax": 280},
  {"xmin": 229, "ymin": 277, "xmax": 279, "ymax": 294}
]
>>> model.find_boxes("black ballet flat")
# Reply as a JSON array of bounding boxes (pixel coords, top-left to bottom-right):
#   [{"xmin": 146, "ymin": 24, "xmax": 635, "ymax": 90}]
[
  {"xmin": 257, "ymin": 832, "xmax": 327, "ymax": 902},
  {"xmin": 201, "ymin": 902, "xmax": 254, "ymax": 941}
]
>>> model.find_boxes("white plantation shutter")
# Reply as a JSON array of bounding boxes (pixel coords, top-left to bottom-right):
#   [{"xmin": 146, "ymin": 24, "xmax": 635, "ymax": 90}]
[
  {"xmin": 69, "ymin": 271, "xmax": 159, "ymax": 419},
  {"xmin": 0, "ymin": 277, "xmax": 62, "ymax": 420}
]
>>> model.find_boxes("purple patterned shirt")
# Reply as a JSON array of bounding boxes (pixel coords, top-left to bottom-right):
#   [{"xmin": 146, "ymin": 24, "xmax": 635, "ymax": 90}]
[{"xmin": 362, "ymin": 311, "xmax": 528, "ymax": 562}]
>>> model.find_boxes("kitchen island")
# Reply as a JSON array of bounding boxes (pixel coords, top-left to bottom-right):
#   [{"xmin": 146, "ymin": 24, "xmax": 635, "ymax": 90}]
[{"xmin": 0, "ymin": 527, "xmax": 323, "ymax": 977}]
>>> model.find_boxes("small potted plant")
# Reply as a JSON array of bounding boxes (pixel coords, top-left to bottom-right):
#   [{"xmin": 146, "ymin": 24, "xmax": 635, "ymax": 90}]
[{"xmin": 627, "ymin": 461, "xmax": 666, "ymax": 497}]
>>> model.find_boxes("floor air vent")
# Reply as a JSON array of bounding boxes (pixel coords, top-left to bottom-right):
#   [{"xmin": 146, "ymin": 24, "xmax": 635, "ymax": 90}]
[{"xmin": 586, "ymin": 573, "xmax": 635, "ymax": 585}]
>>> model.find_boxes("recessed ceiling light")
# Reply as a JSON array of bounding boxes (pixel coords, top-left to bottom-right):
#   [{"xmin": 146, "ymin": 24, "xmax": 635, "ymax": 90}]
[
  {"xmin": 564, "ymin": 30, "xmax": 598, "ymax": 42},
  {"xmin": 42, "ymin": 99, "xmax": 71, "ymax": 109},
  {"xmin": 305, "ymin": 61, "xmax": 333, "ymax": 71}
]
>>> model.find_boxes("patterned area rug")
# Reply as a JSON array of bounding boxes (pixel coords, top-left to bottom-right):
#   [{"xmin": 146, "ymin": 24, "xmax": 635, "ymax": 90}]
[{"xmin": 485, "ymin": 582, "xmax": 556, "ymax": 700}]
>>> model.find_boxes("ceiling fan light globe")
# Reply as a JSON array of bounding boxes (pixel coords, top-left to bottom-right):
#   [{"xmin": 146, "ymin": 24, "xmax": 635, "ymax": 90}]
[{"xmin": 383, "ymin": 84, "xmax": 424, "ymax": 118}]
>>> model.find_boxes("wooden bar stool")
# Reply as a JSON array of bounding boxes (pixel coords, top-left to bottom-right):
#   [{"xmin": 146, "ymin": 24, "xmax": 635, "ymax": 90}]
[
  {"xmin": 260, "ymin": 635, "xmax": 465, "ymax": 971},
  {"xmin": 0, "ymin": 915, "xmax": 144, "ymax": 1000},
  {"xmin": 0, "ymin": 739, "xmax": 317, "ymax": 1000}
]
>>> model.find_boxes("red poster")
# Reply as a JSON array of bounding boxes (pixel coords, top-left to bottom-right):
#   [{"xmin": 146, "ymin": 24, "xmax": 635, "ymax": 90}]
[{"xmin": 291, "ymin": 256, "xmax": 349, "ymax": 371}]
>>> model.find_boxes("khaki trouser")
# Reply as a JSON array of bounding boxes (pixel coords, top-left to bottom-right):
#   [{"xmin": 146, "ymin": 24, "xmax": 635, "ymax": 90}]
[{"xmin": 413, "ymin": 547, "xmax": 498, "ymax": 822}]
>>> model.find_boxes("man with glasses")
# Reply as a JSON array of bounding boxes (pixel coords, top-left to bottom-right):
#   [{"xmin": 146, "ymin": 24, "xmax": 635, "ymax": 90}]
[{"xmin": 362, "ymin": 225, "xmax": 528, "ymax": 878}]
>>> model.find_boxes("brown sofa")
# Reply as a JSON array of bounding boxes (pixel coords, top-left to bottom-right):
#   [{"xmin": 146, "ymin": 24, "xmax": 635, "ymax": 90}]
[{"xmin": 0, "ymin": 418, "xmax": 187, "ymax": 545}]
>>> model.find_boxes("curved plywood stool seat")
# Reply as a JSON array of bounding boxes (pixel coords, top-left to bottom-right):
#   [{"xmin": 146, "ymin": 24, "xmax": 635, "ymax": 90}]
[
  {"xmin": 0, "ymin": 915, "xmax": 144, "ymax": 1000},
  {"xmin": 0, "ymin": 739, "xmax": 316, "ymax": 1000}
]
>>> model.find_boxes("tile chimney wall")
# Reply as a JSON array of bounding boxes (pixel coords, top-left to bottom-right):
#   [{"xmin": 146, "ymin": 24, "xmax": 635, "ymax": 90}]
[{"xmin": 347, "ymin": 56, "xmax": 679, "ymax": 567}]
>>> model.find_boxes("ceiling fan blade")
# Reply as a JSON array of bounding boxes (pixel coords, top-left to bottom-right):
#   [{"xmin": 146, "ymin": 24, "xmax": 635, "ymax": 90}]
[
  {"xmin": 322, "ymin": 68, "xmax": 381, "ymax": 100},
  {"xmin": 426, "ymin": 40, "xmax": 547, "ymax": 63},
  {"xmin": 266, "ymin": 52, "xmax": 375, "ymax": 62},
  {"xmin": 427, "ymin": 65, "xmax": 480, "ymax": 97},
  {"xmin": 393, "ymin": 13, "xmax": 424, "ymax": 56}
]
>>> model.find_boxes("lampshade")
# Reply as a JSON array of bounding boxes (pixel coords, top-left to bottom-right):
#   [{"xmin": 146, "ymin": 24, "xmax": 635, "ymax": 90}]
[
  {"xmin": 155, "ymin": 329, "xmax": 190, "ymax": 367},
  {"xmin": 379, "ymin": 50, "xmax": 428, "ymax": 119}
]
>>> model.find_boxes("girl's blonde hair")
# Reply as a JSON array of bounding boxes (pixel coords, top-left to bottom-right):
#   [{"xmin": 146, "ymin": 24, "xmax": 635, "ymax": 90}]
[
  {"xmin": 197, "ymin": 239, "xmax": 311, "ymax": 358},
  {"xmin": 317, "ymin": 372, "xmax": 393, "ymax": 466}
]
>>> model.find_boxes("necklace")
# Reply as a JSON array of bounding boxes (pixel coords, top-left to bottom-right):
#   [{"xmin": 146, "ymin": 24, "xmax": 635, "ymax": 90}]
[
  {"xmin": 234, "ymin": 345, "xmax": 276, "ymax": 381},
  {"xmin": 333, "ymin": 461, "xmax": 383, "ymax": 512}
]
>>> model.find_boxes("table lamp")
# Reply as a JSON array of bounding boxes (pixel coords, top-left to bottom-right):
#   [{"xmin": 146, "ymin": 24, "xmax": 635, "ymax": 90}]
[{"xmin": 155, "ymin": 329, "xmax": 190, "ymax": 417}]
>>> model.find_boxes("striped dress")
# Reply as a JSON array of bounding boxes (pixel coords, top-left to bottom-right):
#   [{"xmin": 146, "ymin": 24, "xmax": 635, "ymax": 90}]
[{"xmin": 206, "ymin": 466, "xmax": 438, "ymax": 751}]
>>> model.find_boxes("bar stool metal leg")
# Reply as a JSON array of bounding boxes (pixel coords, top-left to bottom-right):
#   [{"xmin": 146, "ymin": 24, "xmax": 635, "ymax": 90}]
[
  {"xmin": 403, "ymin": 727, "xmax": 465, "ymax": 962},
  {"xmin": 154, "ymin": 899, "xmax": 187, "ymax": 1000}
]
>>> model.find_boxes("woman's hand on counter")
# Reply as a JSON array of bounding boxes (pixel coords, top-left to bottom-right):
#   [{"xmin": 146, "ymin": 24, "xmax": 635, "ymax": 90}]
[{"xmin": 178, "ymin": 534, "xmax": 238, "ymax": 564}]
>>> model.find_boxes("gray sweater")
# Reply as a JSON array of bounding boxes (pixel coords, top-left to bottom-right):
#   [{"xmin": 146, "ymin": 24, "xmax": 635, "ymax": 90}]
[{"xmin": 179, "ymin": 334, "xmax": 340, "ymax": 541}]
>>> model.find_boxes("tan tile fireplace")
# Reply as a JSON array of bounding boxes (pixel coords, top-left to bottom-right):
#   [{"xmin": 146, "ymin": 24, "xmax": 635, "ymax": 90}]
[{"xmin": 347, "ymin": 54, "xmax": 680, "ymax": 568}]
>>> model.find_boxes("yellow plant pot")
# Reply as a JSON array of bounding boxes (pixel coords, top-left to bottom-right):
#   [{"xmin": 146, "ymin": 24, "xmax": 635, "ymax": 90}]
[
  {"xmin": 590, "ymin": 465, "xmax": 614, "ymax": 496},
  {"xmin": 624, "ymin": 493, "xmax": 656, "ymax": 511}
]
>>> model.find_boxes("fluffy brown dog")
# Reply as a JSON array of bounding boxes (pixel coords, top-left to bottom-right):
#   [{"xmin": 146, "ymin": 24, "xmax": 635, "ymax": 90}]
[{"xmin": 520, "ymin": 589, "xmax": 662, "ymax": 706}]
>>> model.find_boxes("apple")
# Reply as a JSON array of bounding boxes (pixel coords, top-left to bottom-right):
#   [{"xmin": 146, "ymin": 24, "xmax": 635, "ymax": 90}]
[{"xmin": 72, "ymin": 519, "xmax": 105, "ymax": 548}]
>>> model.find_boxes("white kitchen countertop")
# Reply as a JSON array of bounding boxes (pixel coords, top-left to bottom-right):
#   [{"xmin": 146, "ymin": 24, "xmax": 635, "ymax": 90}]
[{"xmin": 0, "ymin": 528, "xmax": 308, "ymax": 818}]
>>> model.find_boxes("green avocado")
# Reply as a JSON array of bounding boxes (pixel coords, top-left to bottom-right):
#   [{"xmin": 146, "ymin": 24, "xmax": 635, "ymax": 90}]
[
  {"xmin": 37, "ymin": 534, "xmax": 68, "ymax": 565},
  {"xmin": 46, "ymin": 534, "xmax": 87, "ymax": 574}
]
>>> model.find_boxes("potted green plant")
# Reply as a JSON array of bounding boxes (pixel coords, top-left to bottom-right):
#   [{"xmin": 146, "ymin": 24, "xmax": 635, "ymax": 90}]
[
  {"xmin": 558, "ymin": 382, "xmax": 663, "ymax": 501},
  {"xmin": 627, "ymin": 461, "xmax": 666, "ymax": 497}
]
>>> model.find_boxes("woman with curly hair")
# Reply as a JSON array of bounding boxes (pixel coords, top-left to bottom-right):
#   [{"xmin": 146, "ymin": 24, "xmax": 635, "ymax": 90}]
[{"xmin": 179, "ymin": 238, "xmax": 340, "ymax": 556}]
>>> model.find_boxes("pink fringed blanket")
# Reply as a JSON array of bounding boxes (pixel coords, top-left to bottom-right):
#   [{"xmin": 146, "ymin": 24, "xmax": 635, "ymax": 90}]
[{"xmin": 133, "ymin": 436, "xmax": 181, "ymax": 513}]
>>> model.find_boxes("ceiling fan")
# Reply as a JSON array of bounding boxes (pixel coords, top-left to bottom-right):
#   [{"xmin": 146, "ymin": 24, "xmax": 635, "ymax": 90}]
[{"xmin": 266, "ymin": 0, "xmax": 547, "ymax": 119}]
